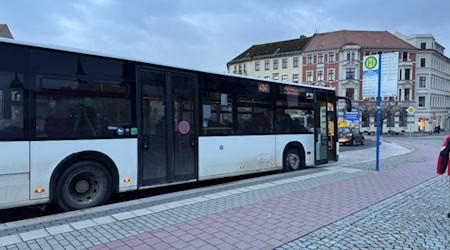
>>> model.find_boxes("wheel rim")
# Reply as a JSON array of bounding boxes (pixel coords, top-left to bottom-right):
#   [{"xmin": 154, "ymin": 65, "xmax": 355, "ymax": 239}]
[
  {"xmin": 68, "ymin": 171, "xmax": 102, "ymax": 205},
  {"xmin": 287, "ymin": 152, "xmax": 300, "ymax": 169}
]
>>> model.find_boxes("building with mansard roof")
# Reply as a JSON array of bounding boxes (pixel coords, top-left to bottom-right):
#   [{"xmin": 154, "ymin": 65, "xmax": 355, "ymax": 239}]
[{"xmin": 227, "ymin": 35, "xmax": 310, "ymax": 83}]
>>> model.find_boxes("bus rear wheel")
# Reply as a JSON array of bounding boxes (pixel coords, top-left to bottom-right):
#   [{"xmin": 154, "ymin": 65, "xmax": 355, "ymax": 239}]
[
  {"xmin": 55, "ymin": 161, "xmax": 112, "ymax": 211},
  {"xmin": 283, "ymin": 147, "xmax": 304, "ymax": 171}
]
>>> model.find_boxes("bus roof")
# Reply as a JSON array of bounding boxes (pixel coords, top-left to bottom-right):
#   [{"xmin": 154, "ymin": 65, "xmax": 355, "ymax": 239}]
[{"xmin": 0, "ymin": 37, "xmax": 335, "ymax": 92}]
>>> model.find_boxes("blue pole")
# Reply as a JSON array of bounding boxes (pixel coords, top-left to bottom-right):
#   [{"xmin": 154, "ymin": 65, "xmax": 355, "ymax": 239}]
[{"xmin": 375, "ymin": 55, "xmax": 382, "ymax": 171}]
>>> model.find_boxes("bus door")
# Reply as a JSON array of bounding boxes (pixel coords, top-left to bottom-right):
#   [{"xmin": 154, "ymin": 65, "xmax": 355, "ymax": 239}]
[
  {"xmin": 139, "ymin": 69, "xmax": 197, "ymax": 186},
  {"xmin": 326, "ymin": 94, "xmax": 337, "ymax": 161},
  {"xmin": 314, "ymin": 91, "xmax": 330, "ymax": 164}
]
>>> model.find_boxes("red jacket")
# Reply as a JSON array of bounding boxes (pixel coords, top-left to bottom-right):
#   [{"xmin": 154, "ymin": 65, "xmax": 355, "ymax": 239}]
[{"xmin": 437, "ymin": 135, "xmax": 450, "ymax": 175}]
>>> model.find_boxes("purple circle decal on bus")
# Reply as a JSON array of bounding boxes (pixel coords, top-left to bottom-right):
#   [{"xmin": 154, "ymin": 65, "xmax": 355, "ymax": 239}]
[{"xmin": 178, "ymin": 121, "xmax": 190, "ymax": 135}]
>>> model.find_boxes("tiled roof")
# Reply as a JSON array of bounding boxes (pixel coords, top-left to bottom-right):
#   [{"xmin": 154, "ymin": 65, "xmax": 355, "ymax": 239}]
[
  {"xmin": 228, "ymin": 36, "xmax": 310, "ymax": 64},
  {"xmin": 304, "ymin": 30, "xmax": 416, "ymax": 52},
  {"xmin": 0, "ymin": 24, "xmax": 13, "ymax": 39}
]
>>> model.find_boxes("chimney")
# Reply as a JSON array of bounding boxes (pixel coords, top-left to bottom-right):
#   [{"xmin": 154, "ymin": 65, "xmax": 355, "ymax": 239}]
[{"xmin": 0, "ymin": 24, "xmax": 14, "ymax": 39}]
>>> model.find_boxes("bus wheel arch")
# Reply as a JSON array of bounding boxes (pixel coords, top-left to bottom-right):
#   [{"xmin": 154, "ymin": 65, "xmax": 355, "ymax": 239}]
[
  {"xmin": 50, "ymin": 151, "xmax": 119, "ymax": 210},
  {"xmin": 283, "ymin": 142, "xmax": 306, "ymax": 171}
]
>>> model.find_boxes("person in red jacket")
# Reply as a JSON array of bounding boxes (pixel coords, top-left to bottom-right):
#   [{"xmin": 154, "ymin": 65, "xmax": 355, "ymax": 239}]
[
  {"xmin": 437, "ymin": 135, "xmax": 450, "ymax": 175},
  {"xmin": 436, "ymin": 135, "xmax": 450, "ymax": 218}
]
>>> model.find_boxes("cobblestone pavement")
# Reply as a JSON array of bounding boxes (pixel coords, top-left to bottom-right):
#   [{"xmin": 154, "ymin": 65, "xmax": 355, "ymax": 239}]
[
  {"xmin": 278, "ymin": 175, "xmax": 450, "ymax": 250},
  {"xmin": 0, "ymin": 135, "xmax": 448, "ymax": 250}
]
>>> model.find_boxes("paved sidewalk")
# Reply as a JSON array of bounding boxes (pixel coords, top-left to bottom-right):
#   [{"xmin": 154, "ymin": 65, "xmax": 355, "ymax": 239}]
[
  {"xmin": 0, "ymin": 136, "xmax": 448, "ymax": 249},
  {"xmin": 278, "ymin": 175, "xmax": 449, "ymax": 249}
]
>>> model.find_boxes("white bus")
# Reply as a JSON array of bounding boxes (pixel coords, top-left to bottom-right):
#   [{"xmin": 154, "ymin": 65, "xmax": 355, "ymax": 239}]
[{"xmin": 0, "ymin": 38, "xmax": 351, "ymax": 211}]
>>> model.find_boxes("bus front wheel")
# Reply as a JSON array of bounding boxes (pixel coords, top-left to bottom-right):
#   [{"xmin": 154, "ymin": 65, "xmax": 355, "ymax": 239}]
[
  {"xmin": 283, "ymin": 148, "xmax": 304, "ymax": 171},
  {"xmin": 55, "ymin": 161, "xmax": 112, "ymax": 211}
]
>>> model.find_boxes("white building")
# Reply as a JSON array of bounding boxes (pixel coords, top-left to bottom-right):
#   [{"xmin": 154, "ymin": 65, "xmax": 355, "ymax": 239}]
[
  {"xmin": 227, "ymin": 36, "xmax": 310, "ymax": 84},
  {"xmin": 396, "ymin": 32, "xmax": 450, "ymax": 132}
]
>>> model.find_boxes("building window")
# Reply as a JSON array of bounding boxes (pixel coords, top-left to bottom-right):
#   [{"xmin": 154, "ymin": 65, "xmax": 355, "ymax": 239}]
[
  {"xmin": 293, "ymin": 57, "xmax": 299, "ymax": 68},
  {"xmin": 346, "ymin": 68, "xmax": 355, "ymax": 80},
  {"xmin": 328, "ymin": 52, "xmax": 335, "ymax": 62},
  {"xmin": 387, "ymin": 111, "xmax": 394, "ymax": 127},
  {"xmin": 273, "ymin": 59, "xmax": 279, "ymax": 70},
  {"xmin": 273, "ymin": 74, "xmax": 279, "ymax": 80},
  {"xmin": 306, "ymin": 71, "xmax": 313, "ymax": 82},
  {"xmin": 405, "ymin": 69, "xmax": 411, "ymax": 80},
  {"xmin": 362, "ymin": 111, "xmax": 370, "ymax": 127},
  {"xmin": 328, "ymin": 69, "xmax": 335, "ymax": 81},
  {"xmin": 281, "ymin": 75, "xmax": 288, "ymax": 81},
  {"xmin": 405, "ymin": 88, "xmax": 410, "ymax": 101},
  {"xmin": 418, "ymin": 96, "xmax": 425, "ymax": 107},
  {"xmin": 345, "ymin": 88, "xmax": 354, "ymax": 99},
  {"xmin": 420, "ymin": 58, "xmax": 426, "ymax": 67},
  {"xmin": 318, "ymin": 53, "xmax": 323, "ymax": 64},
  {"xmin": 317, "ymin": 70, "xmax": 323, "ymax": 81},
  {"xmin": 419, "ymin": 76, "xmax": 426, "ymax": 88},
  {"xmin": 351, "ymin": 51, "xmax": 355, "ymax": 61},
  {"xmin": 233, "ymin": 65, "xmax": 237, "ymax": 74},
  {"xmin": 243, "ymin": 64, "xmax": 247, "ymax": 74},
  {"xmin": 292, "ymin": 74, "xmax": 299, "ymax": 83},
  {"xmin": 255, "ymin": 61, "xmax": 260, "ymax": 71},
  {"xmin": 282, "ymin": 58, "xmax": 288, "ymax": 69},
  {"xmin": 307, "ymin": 55, "xmax": 312, "ymax": 65},
  {"xmin": 238, "ymin": 64, "xmax": 242, "ymax": 74},
  {"xmin": 402, "ymin": 52, "xmax": 408, "ymax": 61},
  {"xmin": 420, "ymin": 43, "xmax": 426, "ymax": 49},
  {"xmin": 399, "ymin": 110, "xmax": 407, "ymax": 127},
  {"xmin": 265, "ymin": 60, "xmax": 270, "ymax": 70}
]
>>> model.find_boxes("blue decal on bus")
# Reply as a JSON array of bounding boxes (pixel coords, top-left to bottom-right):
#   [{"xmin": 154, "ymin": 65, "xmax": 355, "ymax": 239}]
[{"xmin": 116, "ymin": 127, "xmax": 125, "ymax": 135}]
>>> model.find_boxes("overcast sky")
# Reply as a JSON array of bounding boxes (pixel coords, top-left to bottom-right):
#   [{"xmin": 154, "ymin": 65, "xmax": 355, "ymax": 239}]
[{"xmin": 1, "ymin": 0, "xmax": 449, "ymax": 73}]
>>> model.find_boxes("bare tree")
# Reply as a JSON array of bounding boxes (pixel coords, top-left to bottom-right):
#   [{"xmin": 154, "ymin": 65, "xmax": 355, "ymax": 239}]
[{"xmin": 359, "ymin": 99, "xmax": 406, "ymax": 134}]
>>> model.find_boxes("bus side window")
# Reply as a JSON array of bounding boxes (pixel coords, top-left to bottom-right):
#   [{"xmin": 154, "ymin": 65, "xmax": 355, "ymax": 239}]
[{"xmin": 0, "ymin": 72, "xmax": 24, "ymax": 139}]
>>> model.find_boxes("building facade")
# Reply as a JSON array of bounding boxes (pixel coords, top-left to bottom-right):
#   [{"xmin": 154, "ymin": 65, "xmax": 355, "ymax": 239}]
[
  {"xmin": 296, "ymin": 30, "xmax": 418, "ymax": 134},
  {"xmin": 227, "ymin": 36, "xmax": 310, "ymax": 83},
  {"xmin": 395, "ymin": 32, "xmax": 450, "ymax": 132}
]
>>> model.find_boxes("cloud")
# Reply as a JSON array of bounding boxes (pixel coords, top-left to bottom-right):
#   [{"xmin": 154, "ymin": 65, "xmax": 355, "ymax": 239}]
[{"xmin": 1, "ymin": 0, "xmax": 450, "ymax": 73}]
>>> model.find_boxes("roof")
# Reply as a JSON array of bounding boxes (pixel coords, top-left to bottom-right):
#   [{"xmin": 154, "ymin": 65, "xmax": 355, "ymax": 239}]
[
  {"xmin": 303, "ymin": 30, "xmax": 416, "ymax": 52},
  {"xmin": 228, "ymin": 36, "xmax": 310, "ymax": 64},
  {"xmin": 0, "ymin": 24, "xmax": 13, "ymax": 39}
]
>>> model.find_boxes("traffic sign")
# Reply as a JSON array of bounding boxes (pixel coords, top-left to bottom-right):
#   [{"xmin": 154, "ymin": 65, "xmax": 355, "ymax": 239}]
[
  {"xmin": 362, "ymin": 52, "xmax": 399, "ymax": 97},
  {"xmin": 406, "ymin": 106, "xmax": 415, "ymax": 114}
]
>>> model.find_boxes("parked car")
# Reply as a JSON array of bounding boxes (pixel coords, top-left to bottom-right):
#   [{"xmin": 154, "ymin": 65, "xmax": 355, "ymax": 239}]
[{"xmin": 338, "ymin": 127, "xmax": 365, "ymax": 146}]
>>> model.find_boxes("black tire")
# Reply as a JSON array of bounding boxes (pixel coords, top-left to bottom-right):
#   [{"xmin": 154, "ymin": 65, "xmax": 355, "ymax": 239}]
[
  {"xmin": 447, "ymin": 212, "xmax": 450, "ymax": 219},
  {"xmin": 351, "ymin": 138, "xmax": 357, "ymax": 146},
  {"xmin": 283, "ymin": 147, "xmax": 305, "ymax": 171},
  {"xmin": 360, "ymin": 139, "xmax": 364, "ymax": 145},
  {"xmin": 55, "ymin": 161, "xmax": 112, "ymax": 211}
]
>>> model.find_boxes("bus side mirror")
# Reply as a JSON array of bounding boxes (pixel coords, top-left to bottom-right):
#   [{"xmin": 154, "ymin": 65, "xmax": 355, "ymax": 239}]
[
  {"xmin": 345, "ymin": 99, "xmax": 352, "ymax": 112},
  {"xmin": 336, "ymin": 96, "xmax": 352, "ymax": 112}
]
